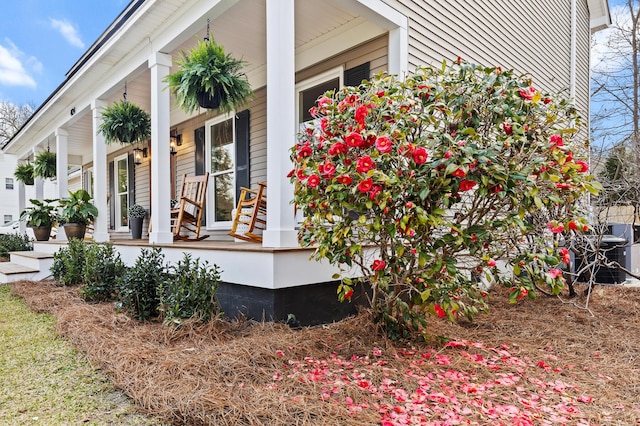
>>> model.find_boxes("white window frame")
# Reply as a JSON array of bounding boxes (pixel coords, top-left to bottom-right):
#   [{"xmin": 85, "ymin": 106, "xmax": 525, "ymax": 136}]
[
  {"xmin": 205, "ymin": 112, "xmax": 236, "ymax": 229},
  {"xmin": 113, "ymin": 153, "xmax": 129, "ymax": 232},
  {"xmin": 295, "ymin": 66, "xmax": 344, "ymax": 131}
]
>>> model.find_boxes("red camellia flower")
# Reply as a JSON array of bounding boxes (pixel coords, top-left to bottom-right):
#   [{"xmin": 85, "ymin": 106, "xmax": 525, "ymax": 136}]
[
  {"xmin": 297, "ymin": 143, "xmax": 312, "ymax": 158},
  {"xmin": 443, "ymin": 150, "xmax": 452, "ymax": 159},
  {"xmin": 296, "ymin": 169, "xmax": 307, "ymax": 181},
  {"xmin": 369, "ymin": 185, "xmax": 382, "ymax": 201},
  {"xmin": 307, "ymin": 174, "xmax": 320, "ymax": 188},
  {"xmin": 547, "ymin": 222, "xmax": 564, "ymax": 234},
  {"xmin": 320, "ymin": 161, "xmax": 336, "ymax": 178},
  {"xmin": 286, "ymin": 169, "xmax": 295, "ymax": 178},
  {"xmin": 576, "ymin": 160, "xmax": 589, "ymax": 173},
  {"xmin": 548, "ymin": 269, "xmax": 563, "ymax": 279},
  {"xmin": 434, "ymin": 304, "xmax": 446, "ymax": 318},
  {"xmin": 459, "ymin": 179, "xmax": 476, "ymax": 191},
  {"xmin": 412, "ymin": 147, "xmax": 428, "ymax": 165},
  {"xmin": 549, "ymin": 134, "xmax": 564, "ymax": 147},
  {"xmin": 487, "ymin": 259, "xmax": 497, "ymax": 267},
  {"xmin": 336, "ymin": 174, "xmax": 353, "ymax": 185},
  {"xmin": 502, "ymin": 122, "xmax": 513, "ymax": 135},
  {"xmin": 375, "ymin": 136, "xmax": 393, "ymax": 153},
  {"xmin": 560, "ymin": 247, "xmax": 571, "ymax": 264},
  {"xmin": 371, "ymin": 259, "xmax": 386, "ymax": 271},
  {"xmin": 320, "ymin": 117, "xmax": 331, "ymax": 135},
  {"xmin": 519, "ymin": 86, "xmax": 537, "ymax": 100},
  {"xmin": 317, "ymin": 96, "xmax": 332, "ymax": 108},
  {"xmin": 358, "ymin": 178, "xmax": 374, "ymax": 193},
  {"xmin": 328, "ymin": 142, "xmax": 347, "ymax": 156},
  {"xmin": 452, "ymin": 168, "xmax": 466, "ymax": 178},
  {"xmin": 344, "ymin": 289, "xmax": 354, "ymax": 300},
  {"xmin": 356, "ymin": 156, "xmax": 374, "ymax": 173},
  {"xmin": 556, "ymin": 182, "xmax": 572, "ymax": 189},
  {"xmin": 345, "ymin": 132, "xmax": 364, "ymax": 148},
  {"xmin": 355, "ymin": 104, "xmax": 372, "ymax": 127},
  {"xmin": 568, "ymin": 220, "xmax": 578, "ymax": 231}
]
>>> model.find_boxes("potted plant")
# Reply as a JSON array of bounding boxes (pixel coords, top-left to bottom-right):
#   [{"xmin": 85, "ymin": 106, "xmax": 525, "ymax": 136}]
[
  {"xmin": 33, "ymin": 150, "xmax": 56, "ymax": 179},
  {"xmin": 19, "ymin": 198, "xmax": 58, "ymax": 241},
  {"xmin": 164, "ymin": 33, "xmax": 254, "ymax": 114},
  {"xmin": 128, "ymin": 204, "xmax": 146, "ymax": 239},
  {"xmin": 58, "ymin": 189, "xmax": 98, "ymax": 240},
  {"xmin": 98, "ymin": 100, "xmax": 151, "ymax": 145},
  {"xmin": 14, "ymin": 162, "xmax": 34, "ymax": 185}
]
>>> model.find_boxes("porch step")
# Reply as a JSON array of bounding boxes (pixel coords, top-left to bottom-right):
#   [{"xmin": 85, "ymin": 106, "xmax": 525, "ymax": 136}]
[{"xmin": 0, "ymin": 251, "xmax": 54, "ymax": 283}]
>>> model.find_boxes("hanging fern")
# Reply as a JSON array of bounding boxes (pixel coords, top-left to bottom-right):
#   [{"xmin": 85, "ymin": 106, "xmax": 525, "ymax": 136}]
[
  {"xmin": 14, "ymin": 162, "xmax": 34, "ymax": 185},
  {"xmin": 164, "ymin": 33, "xmax": 254, "ymax": 114},
  {"xmin": 33, "ymin": 151, "xmax": 57, "ymax": 179},
  {"xmin": 98, "ymin": 100, "xmax": 151, "ymax": 145}
]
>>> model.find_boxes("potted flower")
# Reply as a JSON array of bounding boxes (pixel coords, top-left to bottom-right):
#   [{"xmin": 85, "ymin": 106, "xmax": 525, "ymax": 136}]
[
  {"xmin": 164, "ymin": 33, "xmax": 254, "ymax": 114},
  {"xmin": 14, "ymin": 162, "xmax": 35, "ymax": 185},
  {"xmin": 58, "ymin": 189, "xmax": 98, "ymax": 240},
  {"xmin": 19, "ymin": 198, "xmax": 58, "ymax": 241},
  {"xmin": 33, "ymin": 151, "xmax": 56, "ymax": 179},
  {"xmin": 98, "ymin": 100, "xmax": 151, "ymax": 145},
  {"xmin": 128, "ymin": 204, "xmax": 146, "ymax": 239}
]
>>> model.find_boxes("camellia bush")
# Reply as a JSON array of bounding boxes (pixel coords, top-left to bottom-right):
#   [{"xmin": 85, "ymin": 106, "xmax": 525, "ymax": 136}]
[{"xmin": 289, "ymin": 61, "xmax": 601, "ymax": 338}]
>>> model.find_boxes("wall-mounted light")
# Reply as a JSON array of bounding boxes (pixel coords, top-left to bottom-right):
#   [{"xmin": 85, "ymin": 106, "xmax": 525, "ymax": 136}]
[
  {"xmin": 170, "ymin": 128, "xmax": 182, "ymax": 156},
  {"xmin": 133, "ymin": 147, "xmax": 148, "ymax": 165}
]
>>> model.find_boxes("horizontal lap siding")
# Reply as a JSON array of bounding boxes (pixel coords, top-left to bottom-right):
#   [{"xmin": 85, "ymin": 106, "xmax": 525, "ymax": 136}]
[
  {"xmin": 384, "ymin": 0, "xmax": 579, "ymax": 107},
  {"xmin": 576, "ymin": 0, "xmax": 591, "ymax": 143}
]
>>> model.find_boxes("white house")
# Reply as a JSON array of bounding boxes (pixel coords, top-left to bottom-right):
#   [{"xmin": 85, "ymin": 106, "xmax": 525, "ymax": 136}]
[{"xmin": 1, "ymin": 0, "xmax": 611, "ymax": 324}]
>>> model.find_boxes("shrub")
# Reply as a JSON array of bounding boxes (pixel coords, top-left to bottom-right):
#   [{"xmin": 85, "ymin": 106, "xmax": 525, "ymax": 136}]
[
  {"xmin": 158, "ymin": 253, "xmax": 221, "ymax": 325},
  {"xmin": 0, "ymin": 233, "xmax": 32, "ymax": 258},
  {"xmin": 289, "ymin": 61, "xmax": 601, "ymax": 338},
  {"xmin": 80, "ymin": 243, "xmax": 125, "ymax": 302},
  {"xmin": 117, "ymin": 247, "xmax": 166, "ymax": 321},
  {"xmin": 50, "ymin": 239, "xmax": 86, "ymax": 286}
]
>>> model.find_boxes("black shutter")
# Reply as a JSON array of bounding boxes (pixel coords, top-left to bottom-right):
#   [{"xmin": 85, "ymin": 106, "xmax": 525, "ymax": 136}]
[
  {"xmin": 108, "ymin": 160, "xmax": 115, "ymax": 230},
  {"xmin": 344, "ymin": 62, "xmax": 371, "ymax": 87},
  {"xmin": 128, "ymin": 153, "xmax": 135, "ymax": 204},
  {"xmin": 235, "ymin": 109, "xmax": 250, "ymax": 202},
  {"xmin": 194, "ymin": 126, "xmax": 205, "ymax": 176}
]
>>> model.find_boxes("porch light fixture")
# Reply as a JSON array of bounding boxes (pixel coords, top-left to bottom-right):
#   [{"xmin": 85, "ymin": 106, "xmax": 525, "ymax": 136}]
[
  {"xmin": 133, "ymin": 147, "xmax": 147, "ymax": 165},
  {"xmin": 170, "ymin": 128, "xmax": 182, "ymax": 155}
]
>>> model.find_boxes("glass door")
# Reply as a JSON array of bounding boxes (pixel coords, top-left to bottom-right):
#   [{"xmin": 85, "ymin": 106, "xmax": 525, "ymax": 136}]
[{"xmin": 114, "ymin": 154, "xmax": 129, "ymax": 231}]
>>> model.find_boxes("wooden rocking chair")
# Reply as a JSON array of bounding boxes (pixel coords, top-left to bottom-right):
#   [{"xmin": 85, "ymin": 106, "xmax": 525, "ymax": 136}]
[
  {"xmin": 228, "ymin": 182, "xmax": 267, "ymax": 242},
  {"xmin": 171, "ymin": 173, "xmax": 209, "ymax": 241}
]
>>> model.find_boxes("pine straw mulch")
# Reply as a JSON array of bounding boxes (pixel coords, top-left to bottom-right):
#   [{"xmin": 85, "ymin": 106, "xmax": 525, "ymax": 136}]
[{"xmin": 8, "ymin": 280, "xmax": 640, "ymax": 426}]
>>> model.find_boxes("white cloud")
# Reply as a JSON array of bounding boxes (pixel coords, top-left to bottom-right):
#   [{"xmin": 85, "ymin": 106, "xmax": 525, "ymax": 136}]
[
  {"xmin": 50, "ymin": 18, "xmax": 85, "ymax": 49},
  {"xmin": 0, "ymin": 40, "xmax": 37, "ymax": 88}
]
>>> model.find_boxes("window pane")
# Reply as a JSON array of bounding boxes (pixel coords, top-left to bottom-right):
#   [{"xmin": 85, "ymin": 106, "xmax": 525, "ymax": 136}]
[
  {"xmin": 300, "ymin": 77, "xmax": 339, "ymax": 123},
  {"xmin": 119, "ymin": 194, "xmax": 128, "ymax": 226},
  {"xmin": 214, "ymin": 173, "xmax": 234, "ymax": 222},
  {"xmin": 211, "ymin": 119, "xmax": 234, "ymax": 173},
  {"xmin": 117, "ymin": 159, "xmax": 128, "ymax": 193},
  {"xmin": 5, "ymin": 178, "xmax": 13, "ymax": 190},
  {"xmin": 3, "ymin": 215, "xmax": 12, "ymax": 224}
]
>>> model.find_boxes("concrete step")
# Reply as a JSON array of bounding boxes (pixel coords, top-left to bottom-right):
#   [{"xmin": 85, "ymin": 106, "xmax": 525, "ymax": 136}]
[
  {"xmin": 9, "ymin": 250, "xmax": 54, "ymax": 270},
  {"xmin": 0, "ymin": 262, "xmax": 40, "ymax": 284}
]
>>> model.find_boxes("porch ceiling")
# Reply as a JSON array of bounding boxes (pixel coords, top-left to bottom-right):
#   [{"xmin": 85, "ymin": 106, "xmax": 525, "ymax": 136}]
[{"xmin": 5, "ymin": 0, "xmax": 386, "ymax": 161}]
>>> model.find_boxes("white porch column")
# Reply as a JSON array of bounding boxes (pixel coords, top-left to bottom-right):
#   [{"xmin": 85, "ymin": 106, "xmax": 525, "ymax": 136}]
[
  {"xmin": 55, "ymin": 128, "xmax": 69, "ymax": 198},
  {"xmin": 33, "ymin": 148, "xmax": 44, "ymax": 201},
  {"xmin": 148, "ymin": 52, "xmax": 173, "ymax": 244},
  {"xmin": 91, "ymin": 100, "xmax": 110, "ymax": 242},
  {"xmin": 262, "ymin": 0, "xmax": 299, "ymax": 248},
  {"xmin": 18, "ymin": 181, "xmax": 26, "ymax": 234}
]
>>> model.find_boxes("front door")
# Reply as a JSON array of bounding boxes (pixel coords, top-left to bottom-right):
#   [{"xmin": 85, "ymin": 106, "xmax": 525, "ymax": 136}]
[{"xmin": 114, "ymin": 154, "xmax": 129, "ymax": 231}]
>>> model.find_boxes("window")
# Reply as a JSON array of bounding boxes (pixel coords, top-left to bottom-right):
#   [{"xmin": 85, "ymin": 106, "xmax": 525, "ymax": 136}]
[
  {"xmin": 114, "ymin": 154, "xmax": 129, "ymax": 231},
  {"xmin": 206, "ymin": 115, "xmax": 235, "ymax": 225},
  {"xmin": 296, "ymin": 67, "xmax": 343, "ymax": 130},
  {"xmin": 5, "ymin": 178, "xmax": 13, "ymax": 190},
  {"xmin": 3, "ymin": 215, "xmax": 12, "ymax": 224}
]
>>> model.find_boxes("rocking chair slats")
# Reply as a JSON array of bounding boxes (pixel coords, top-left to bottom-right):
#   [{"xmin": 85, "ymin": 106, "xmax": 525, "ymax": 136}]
[
  {"xmin": 171, "ymin": 173, "xmax": 209, "ymax": 241},
  {"xmin": 228, "ymin": 182, "xmax": 266, "ymax": 242}
]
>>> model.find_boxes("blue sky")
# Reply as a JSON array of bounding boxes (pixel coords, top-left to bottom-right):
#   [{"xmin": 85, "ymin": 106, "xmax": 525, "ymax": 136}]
[{"xmin": 0, "ymin": 0, "xmax": 127, "ymax": 107}]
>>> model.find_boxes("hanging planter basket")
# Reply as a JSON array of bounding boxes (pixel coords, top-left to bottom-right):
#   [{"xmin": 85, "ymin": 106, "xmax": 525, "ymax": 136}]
[
  {"xmin": 164, "ymin": 32, "xmax": 253, "ymax": 114},
  {"xmin": 33, "ymin": 151, "xmax": 57, "ymax": 180},
  {"xmin": 14, "ymin": 162, "xmax": 35, "ymax": 185},
  {"xmin": 98, "ymin": 100, "xmax": 151, "ymax": 145},
  {"xmin": 196, "ymin": 86, "xmax": 223, "ymax": 109}
]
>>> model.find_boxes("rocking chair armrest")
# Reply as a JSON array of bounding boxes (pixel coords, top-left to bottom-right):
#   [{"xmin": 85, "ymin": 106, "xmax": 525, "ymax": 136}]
[{"xmin": 179, "ymin": 197, "xmax": 201, "ymax": 208}]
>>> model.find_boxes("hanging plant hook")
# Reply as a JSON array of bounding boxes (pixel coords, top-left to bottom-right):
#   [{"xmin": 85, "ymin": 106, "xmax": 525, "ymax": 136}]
[
  {"xmin": 123, "ymin": 82, "xmax": 127, "ymax": 102},
  {"xmin": 204, "ymin": 18, "xmax": 210, "ymax": 41}
]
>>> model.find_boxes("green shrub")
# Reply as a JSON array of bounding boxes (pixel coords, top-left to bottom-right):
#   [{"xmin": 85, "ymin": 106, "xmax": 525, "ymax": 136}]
[
  {"xmin": 0, "ymin": 233, "xmax": 32, "ymax": 258},
  {"xmin": 117, "ymin": 247, "xmax": 166, "ymax": 321},
  {"xmin": 159, "ymin": 253, "xmax": 221, "ymax": 325},
  {"xmin": 50, "ymin": 239, "xmax": 86, "ymax": 286},
  {"xmin": 80, "ymin": 243, "xmax": 125, "ymax": 302}
]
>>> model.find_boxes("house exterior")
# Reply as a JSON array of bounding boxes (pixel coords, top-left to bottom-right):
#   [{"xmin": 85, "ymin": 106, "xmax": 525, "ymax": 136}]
[{"xmin": 1, "ymin": 0, "xmax": 610, "ymax": 323}]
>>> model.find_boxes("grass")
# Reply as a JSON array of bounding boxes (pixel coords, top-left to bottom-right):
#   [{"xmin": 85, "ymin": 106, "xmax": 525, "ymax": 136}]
[{"xmin": 0, "ymin": 284, "xmax": 164, "ymax": 425}]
